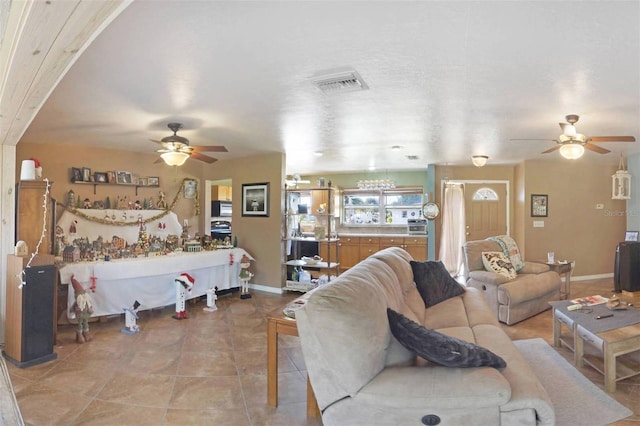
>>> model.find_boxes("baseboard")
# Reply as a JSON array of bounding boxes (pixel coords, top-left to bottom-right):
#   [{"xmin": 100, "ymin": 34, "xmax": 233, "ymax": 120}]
[
  {"xmin": 570, "ymin": 273, "xmax": 613, "ymax": 282},
  {"xmin": 248, "ymin": 283, "xmax": 283, "ymax": 294}
]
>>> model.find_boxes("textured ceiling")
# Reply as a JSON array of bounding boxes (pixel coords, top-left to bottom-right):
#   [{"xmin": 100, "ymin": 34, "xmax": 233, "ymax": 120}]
[{"xmin": 18, "ymin": 1, "xmax": 640, "ymax": 174}]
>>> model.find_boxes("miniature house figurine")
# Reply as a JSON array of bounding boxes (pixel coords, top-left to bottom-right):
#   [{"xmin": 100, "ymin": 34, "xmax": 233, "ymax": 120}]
[{"xmin": 239, "ymin": 254, "xmax": 253, "ymax": 299}]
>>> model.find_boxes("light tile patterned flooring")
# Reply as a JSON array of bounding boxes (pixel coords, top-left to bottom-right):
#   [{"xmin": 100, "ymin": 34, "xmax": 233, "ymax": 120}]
[{"xmin": 4, "ymin": 278, "xmax": 640, "ymax": 425}]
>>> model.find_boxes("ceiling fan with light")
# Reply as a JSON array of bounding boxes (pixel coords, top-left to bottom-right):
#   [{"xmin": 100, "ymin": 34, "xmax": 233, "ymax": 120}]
[
  {"xmin": 152, "ymin": 123, "xmax": 228, "ymax": 166},
  {"xmin": 513, "ymin": 115, "xmax": 636, "ymax": 159}
]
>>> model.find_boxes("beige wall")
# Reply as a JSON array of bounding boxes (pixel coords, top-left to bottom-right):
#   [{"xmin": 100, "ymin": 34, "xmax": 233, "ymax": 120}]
[
  {"xmin": 17, "ymin": 143, "xmax": 202, "ymax": 229},
  {"xmin": 432, "ymin": 162, "xmax": 622, "ymax": 277},
  {"xmin": 17, "ymin": 143, "xmax": 286, "ymax": 290},
  {"xmin": 520, "ymin": 160, "xmax": 625, "ymax": 276},
  {"xmin": 200, "ymin": 152, "xmax": 285, "ymax": 288}
]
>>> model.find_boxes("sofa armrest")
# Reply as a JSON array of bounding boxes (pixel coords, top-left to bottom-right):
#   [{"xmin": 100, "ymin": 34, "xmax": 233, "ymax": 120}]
[
  {"xmin": 356, "ymin": 366, "xmax": 511, "ymax": 409},
  {"xmin": 469, "ymin": 270, "xmax": 512, "ymax": 285},
  {"xmin": 519, "ymin": 261, "xmax": 550, "ymax": 274}
]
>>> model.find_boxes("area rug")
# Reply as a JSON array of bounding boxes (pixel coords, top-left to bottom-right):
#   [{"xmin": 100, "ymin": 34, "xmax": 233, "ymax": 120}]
[
  {"xmin": 514, "ymin": 338, "xmax": 633, "ymax": 426},
  {"xmin": 0, "ymin": 355, "xmax": 23, "ymax": 426}
]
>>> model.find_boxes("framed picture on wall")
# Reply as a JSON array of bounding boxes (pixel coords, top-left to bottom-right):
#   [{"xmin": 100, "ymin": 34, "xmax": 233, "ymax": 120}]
[
  {"xmin": 531, "ymin": 194, "xmax": 548, "ymax": 217},
  {"xmin": 82, "ymin": 167, "xmax": 92, "ymax": 182},
  {"xmin": 242, "ymin": 182, "xmax": 269, "ymax": 217},
  {"xmin": 94, "ymin": 172, "xmax": 107, "ymax": 183},
  {"xmin": 107, "ymin": 171, "xmax": 116, "ymax": 184},
  {"xmin": 183, "ymin": 179, "xmax": 197, "ymax": 199},
  {"xmin": 116, "ymin": 171, "xmax": 132, "ymax": 184},
  {"xmin": 71, "ymin": 167, "xmax": 82, "ymax": 183},
  {"xmin": 625, "ymin": 231, "xmax": 639, "ymax": 242}
]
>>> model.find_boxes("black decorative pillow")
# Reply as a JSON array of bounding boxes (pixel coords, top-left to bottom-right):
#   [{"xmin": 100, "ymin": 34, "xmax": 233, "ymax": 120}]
[
  {"xmin": 386, "ymin": 309, "xmax": 507, "ymax": 369},
  {"xmin": 410, "ymin": 260, "xmax": 465, "ymax": 308}
]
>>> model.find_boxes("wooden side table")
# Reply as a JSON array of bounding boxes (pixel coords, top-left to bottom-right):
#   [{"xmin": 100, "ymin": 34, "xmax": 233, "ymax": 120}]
[
  {"xmin": 267, "ymin": 315, "xmax": 320, "ymax": 417},
  {"xmin": 546, "ymin": 261, "xmax": 573, "ymax": 299}
]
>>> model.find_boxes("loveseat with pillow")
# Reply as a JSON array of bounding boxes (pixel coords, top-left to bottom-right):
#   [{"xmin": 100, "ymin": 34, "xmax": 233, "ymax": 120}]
[
  {"xmin": 462, "ymin": 236, "xmax": 561, "ymax": 325},
  {"xmin": 295, "ymin": 247, "xmax": 554, "ymax": 425}
]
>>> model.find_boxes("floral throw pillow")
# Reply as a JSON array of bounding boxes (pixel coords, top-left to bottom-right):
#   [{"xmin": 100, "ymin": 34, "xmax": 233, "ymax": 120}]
[{"xmin": 482, "ymin": 251, "xmax": 517, "ymax": 280}]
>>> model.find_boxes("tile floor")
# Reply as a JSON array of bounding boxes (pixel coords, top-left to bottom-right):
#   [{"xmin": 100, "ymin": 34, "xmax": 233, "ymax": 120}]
[{"xmin": 4, "ymin": 278, "xmax": 640, "ymax": 425}]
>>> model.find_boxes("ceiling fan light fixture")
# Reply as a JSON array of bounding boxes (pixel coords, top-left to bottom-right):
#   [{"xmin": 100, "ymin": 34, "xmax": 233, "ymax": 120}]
[
  {"xmin": 161, "ymin": 151, "xmax": 189, "ymax": 166},
  {"xmin": 559, "ymin": 143, "xmax": 585, "ymax": 160},
  {"xmin": 471, "ymin": 155, "xmax": 488, "ymax": 167}
]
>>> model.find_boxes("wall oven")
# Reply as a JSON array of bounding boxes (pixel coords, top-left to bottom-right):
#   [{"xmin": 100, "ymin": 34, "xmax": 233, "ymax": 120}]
[{"xmin": 212, "ymin": 201, "xmax": 232, "ymax": 217}]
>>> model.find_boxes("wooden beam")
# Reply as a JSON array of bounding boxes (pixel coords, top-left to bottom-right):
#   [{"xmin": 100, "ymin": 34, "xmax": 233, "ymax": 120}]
[{"xmin": 0, "ymin": 0, "xmax": 131, "ymax": 147}]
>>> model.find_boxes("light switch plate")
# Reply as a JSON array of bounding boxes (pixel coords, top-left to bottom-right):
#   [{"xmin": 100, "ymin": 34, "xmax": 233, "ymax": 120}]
[{"xmin": 533, "ymin": 220, "xmax": 544, "ymax": 228}]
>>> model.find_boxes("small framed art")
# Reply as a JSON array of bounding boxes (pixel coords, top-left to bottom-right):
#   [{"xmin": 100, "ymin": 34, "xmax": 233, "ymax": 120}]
[
  {"xmin": 242, "ymin": 182, "xmax": 269, "ymax": 217},
  {"xmin": 531, "ymin": 194, "xmax": 548, "ymax": 217},
  {"xmin": 94, "ymin": 172, "xmax": 107, "ymax": 183},
  {"xmin": 116, "ymin": 171, "xmax": 132, "ymax": 184},
  {"xmin": 625, "ymin": 231, "xmax": 639, "ymax": 242}
]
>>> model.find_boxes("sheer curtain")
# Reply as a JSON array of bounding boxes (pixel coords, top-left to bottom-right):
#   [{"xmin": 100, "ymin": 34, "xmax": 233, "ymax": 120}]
[{"xmin": 439, "ymin": 183, "xmax": 466, "ymax": 276}]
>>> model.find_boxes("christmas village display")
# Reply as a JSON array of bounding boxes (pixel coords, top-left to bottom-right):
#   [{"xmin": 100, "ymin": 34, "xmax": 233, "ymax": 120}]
[{"xmin": 57, "ymin": 179, "xmax": 233, "ymax": 264}]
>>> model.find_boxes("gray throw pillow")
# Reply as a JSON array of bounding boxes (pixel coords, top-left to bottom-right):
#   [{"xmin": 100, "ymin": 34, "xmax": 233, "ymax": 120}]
[
  {"xmin": 387, "ymin": 308, "xmax": 507, "ymax": 368},
  {"xmin": 410, "ymin": 260, "xmax": 465, "ymax": 307}
]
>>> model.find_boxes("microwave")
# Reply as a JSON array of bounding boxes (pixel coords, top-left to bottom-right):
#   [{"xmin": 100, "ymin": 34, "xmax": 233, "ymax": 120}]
[
  {"xmin": 407, "ymin": 219, "xmax": 427, "ymax": 235},
  {"xmin": 212, "ymin": 201, "xmax": 232, "ymax": 217}
]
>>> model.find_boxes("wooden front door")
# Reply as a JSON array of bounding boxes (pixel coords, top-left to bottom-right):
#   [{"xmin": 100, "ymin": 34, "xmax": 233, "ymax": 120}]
[{"xmin": 464, "ymin": 183, "xmax": 507, "ymax": 241}]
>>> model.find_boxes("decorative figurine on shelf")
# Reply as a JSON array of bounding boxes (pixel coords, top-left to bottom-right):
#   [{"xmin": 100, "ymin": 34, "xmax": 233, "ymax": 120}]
[
  {"xmin": 239, "ymin": 254, "xmax": 253, "ymax": 299},
  {"xmin": 122, "ymin": 300, "xmax": 141, "ymax": 334},
  {"xmin": 69, "ymin": 274, "xmax": 95, "ymax": 343},
  {"xmin": 203, "ymin": 286, "xmax": 218, "ymax": 312},
  {"xmin": 173, "ymin": 272, "xmax": 194, "ymax": 319},
  {"xmin": 67, "ymin": 189, "xmax": 75, "ymax": 207},
  {"xmin": 157, "ymin": 191, "xmax": 168, "ymax": 209},
  {"xmin": 83, "ymin": 198, "xmax": 92, "ymax": 209}
]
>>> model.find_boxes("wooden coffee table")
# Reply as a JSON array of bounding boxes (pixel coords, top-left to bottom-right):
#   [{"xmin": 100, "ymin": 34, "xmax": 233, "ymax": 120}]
[
  {"xmin": 267, "ymin": 314, "xmax": 320, "ymax": 417},
  {"xmin": 552, "ymin": 291, "xmax": 640, "ymax": 393}
]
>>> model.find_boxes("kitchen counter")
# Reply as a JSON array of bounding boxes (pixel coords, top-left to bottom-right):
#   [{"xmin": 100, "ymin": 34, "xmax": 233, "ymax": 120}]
[{"xmin": 337, "ymin": 233, "xmax": 426, "ymax": 238}]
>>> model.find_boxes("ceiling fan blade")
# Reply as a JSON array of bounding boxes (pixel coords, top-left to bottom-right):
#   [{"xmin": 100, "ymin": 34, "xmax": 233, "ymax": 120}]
[
  {"xmin": 589, "ymin": 136, "xmax": 636, "ymax": 142},
  {"xmin": 584, "ymin": 143, "xmax": 610, "ymax": 154},
  {"xmin": 191, "ymin": 145, "xmax": 228, "ymax": 152},
  {"xmin": 150, "ymin": 139, "xmax": 165, "ymax": 145},
  {"xmin": 541, "ymin": 145, "xmax": 562, "ymax": 154},
  {"xmin": 154, "ymin": 158, "xmax": 163, "ymax": 164},
  {"xmin": 190, "ymin": 151, "xmax": 218, "ymax": 164}
]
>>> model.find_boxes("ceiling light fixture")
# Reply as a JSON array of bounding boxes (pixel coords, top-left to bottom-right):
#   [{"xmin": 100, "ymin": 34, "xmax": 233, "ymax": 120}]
[
  {"xmin": 471, "ymin": 155, "xmax": 488, "ymax": 167},
  {"xmin": 559, "ymin": 143, "xmax": 585, "ymax": 160},
  {"xmin": 161, "ymin": 151, "xmax": 189, "ymax": 166},
  {"xmin": 357, "ymin": 179, "xmax": 396, "ymax": 190}
]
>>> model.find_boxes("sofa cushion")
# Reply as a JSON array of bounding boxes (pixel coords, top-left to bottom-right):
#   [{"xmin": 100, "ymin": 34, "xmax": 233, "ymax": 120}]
[
  {"xmin": 410, "ymin": 260, "xmax": 465, "ymax": 307},
  {"xmin": 482, "ymin": 251, "xmax": 517, "ymax": 280},
  {"xmin": 387, "ymin": 309, "xmax": 507, "ymax": 368}
]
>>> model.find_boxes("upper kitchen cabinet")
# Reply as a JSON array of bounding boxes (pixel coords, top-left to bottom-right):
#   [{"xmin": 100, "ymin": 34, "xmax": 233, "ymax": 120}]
[{"xmin": 212, "ymin": 185, "xmax": 232, "ymax": 201}]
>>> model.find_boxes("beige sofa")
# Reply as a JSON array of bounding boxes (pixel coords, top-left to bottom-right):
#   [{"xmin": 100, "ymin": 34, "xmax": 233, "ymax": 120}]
[
  {"xmin": 295, "ymin": 247, "xmax": 554, "ymax": 425},
  {"xmin": 463, "ymin": 239, "xmax": 561, "ymax": 325}
]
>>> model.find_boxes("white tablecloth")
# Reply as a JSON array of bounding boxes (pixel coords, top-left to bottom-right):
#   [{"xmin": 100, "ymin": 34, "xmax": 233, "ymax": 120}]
[{"xmin": 59, "ymin": 248, "xmax": 252, "ymax": 318}]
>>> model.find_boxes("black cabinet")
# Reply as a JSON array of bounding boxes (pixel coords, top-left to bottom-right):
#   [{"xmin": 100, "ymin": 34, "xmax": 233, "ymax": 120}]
[
  {"xmin": 3, "ymin": 256, "xmax": 58, "ymax": 368},
  {"xmin": 614, "ymin": 242, "xmax": 640, "ymax": 292}
]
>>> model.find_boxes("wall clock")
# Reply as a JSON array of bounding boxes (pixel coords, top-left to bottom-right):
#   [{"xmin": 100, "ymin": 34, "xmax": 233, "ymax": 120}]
[{"xmin": 422, "ymin": 202, "xmax": 440, "ymax": 220}]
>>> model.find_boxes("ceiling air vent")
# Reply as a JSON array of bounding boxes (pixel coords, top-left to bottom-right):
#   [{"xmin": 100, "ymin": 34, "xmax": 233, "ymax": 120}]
[
  {"xmin": 406, "ymin": 155, "xmax": 419, "ymax": 161},
  {"xmin": 311, "ymin": 69, "xmax": 369, "ymax": 94}
]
